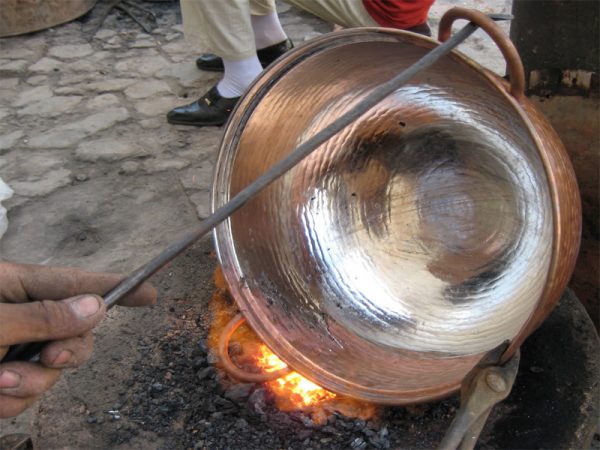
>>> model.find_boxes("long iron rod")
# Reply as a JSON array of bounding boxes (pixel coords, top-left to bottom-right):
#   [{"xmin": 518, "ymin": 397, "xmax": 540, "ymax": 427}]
[
  {"xmin": 104, "ymin": 19, "xmax": 483, "ymax": 308},
  {"xmin": 4, "ymin": 15, "xmax": 510, "ymax": 363}
]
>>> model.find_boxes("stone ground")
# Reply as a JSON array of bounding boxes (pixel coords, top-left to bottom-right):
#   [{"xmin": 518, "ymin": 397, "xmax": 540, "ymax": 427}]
[{"xmin": 0, "ymin": 0, "xmax": 542, "ymax": 448}]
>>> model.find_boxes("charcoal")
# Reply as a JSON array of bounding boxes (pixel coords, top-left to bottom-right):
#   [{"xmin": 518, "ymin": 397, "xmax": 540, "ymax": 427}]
[
  {"xmin": 235, "ymin": 418, "xmax": 248, "ymax": 429},
  {"xmin": 350, "ymin": 437, "xmax": 367, "ymax": 449},
  {"xmin": 197, "ymin": 367, "xmax": 215, "ymax": 381},
  {"xmin": 247, "ymin": 387, "xmax": 268, "ymax": 415},
  {"xmin": 192, "ymin": 356, "xmax": 207, "ymax": 369},
  {"xmin": 119, "ymin": 252, "xmax": 460, "ymax": 450},
  {"xmin": 224, "ymin": 383, "xmax": 254, "ymax": 402}
]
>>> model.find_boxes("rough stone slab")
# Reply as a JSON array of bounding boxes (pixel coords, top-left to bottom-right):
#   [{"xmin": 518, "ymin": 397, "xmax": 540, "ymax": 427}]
[
  {"xmin": 186, "ymin": 129, "xmax": 222, "ymax": 159},
  {"xmin": 142, "ymin": 158, "xmax": 190, "ymax": 173},
  {"xmin": 28, "ymin": 108, "xmax": 130, "ymax": 148},
  {"xmin": 130, "ymin": 40, "xmax": 156, "ymax": 49},
  {"xmin": 188, "ymin": 190, "xmax": 211, "ymax": 218},
  {"xmin": 140, "ymin": 118, "xmax": 162, "ymax": 129},
  {"xmin": 12, "ymin": 85, "xmax": 53, "ymax": 107},
  {"xmin": 120, "ymin": 161, "xmax": 140, "ymax": 173},
  {"xmin": 54, "ymin": 86, "xmax": 86, "ymax": 95},
  {"xmin": 168, "ymin": 53, "xmax": 192, "ymax": 64},
  {"xmin": 124, "ymin": 80, "xmax": 171, "ymax": 99},
  {"xmin": 0, "ymin": 109, "xmax": 10, "ymax": 121},
  {"xmin": 156, "ymin": 61, "xmax": 208, "ymax": 87},
  {"xmin": 0, "ymin": 130, "xmax": 24, "ymax": 152},
  {"xmin": 90, "ymin": 51, "xmax": 111, "ymax": 62},
  {"xmin": 161, "ymin": 40, "xmax": 194, "ymax": 55},
  {"xmin": 171, "ymin": 24, "xmax": 184, "ymax": 33},
  {"xmin": 64, "ymin": 60, "xmax": 99, "ymax": 72},
  {"xmin": 134, "ymin": 96, "xmax": 179, "ymax": 116},
  {"xmin": 86, "ymin": 79, "xmax": 137, "ymax": 92},
  {"xmin": 28, "ymin": 57, "xmax": 62, "ymax": 73},
  {"xmin": 303, "ymin": 31, "xmax": 324, "ymax": 41},
  {"xmin": 57, "ymin": 73, "xmax": 95, "ymax": 86},
  {"xmin": 115, "ymin": 54, "xmax": 170, "ymax": 76},
  {"xmin": 106, "ymin": 36, "xmax": 122, "ymax": 45},
  {"xmin": 0, "ymin": 89, "xmax": 17, "ymax": 105},
  {"xmin": 165, "ymin": 33, "xmax": 181, "ymax": 41},
  {"xmin": 2, "ymin": 78, "xmax": 19, "ymax": 89},
  {"xmin": 0, "ymin": 59, "xmax": 28, "ymax": 72},
  {"xmin": 75, "ymin": 138, "xmax": 149, "ymax": 162},
  {"xmin": 94, "ymin": 29, "xmax": 117, "ymax": 40},
  {"xmin": 49, "ymin": 44, "xmax": 94, "ymax": 59},
  {"xmin": 18, "ymin": 96, "xmax": 83, "ymax": 118},
  {"xmin": 85, "ymin": 94, "xmax": 120, "ymax": 109},
  {"xmin": 1, "ymin": 47, "xmax": 35, "ymax": 59},
  {"xmin": 10, "ymin": 168, "xmax": 72, "ymax": 197},
  {"xmin": 26, "ymin": 75, "xmax": 48, "ymax": 85},
  {"xmin": 179, "ymin": 165, "xmax": 214, "ymax": 191}
]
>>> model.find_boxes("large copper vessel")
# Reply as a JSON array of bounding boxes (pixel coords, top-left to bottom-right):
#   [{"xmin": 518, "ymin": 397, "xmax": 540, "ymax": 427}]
[{"xmin": 212, "ymin": 9, "xmax": 581, "ymax": 404}]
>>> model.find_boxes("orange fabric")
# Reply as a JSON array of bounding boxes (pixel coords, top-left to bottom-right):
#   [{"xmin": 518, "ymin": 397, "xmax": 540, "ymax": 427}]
[{"xmin": 362, "ymin": 0, "xmax": 435, "ymax": 29}]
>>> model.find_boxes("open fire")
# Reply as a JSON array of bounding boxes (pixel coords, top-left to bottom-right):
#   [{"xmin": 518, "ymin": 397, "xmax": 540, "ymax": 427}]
[
  {"xmin": 256, "ymin": 344, "xmax": 337, "ymax": 409},
  {"xmin": 208, "ymin": 266, "xmax": 376, "ymax": 424}
]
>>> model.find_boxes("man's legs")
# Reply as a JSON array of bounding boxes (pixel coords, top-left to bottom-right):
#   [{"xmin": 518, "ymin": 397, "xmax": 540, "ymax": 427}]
[
  {"xmin": 180, "ymin": 0, "xmax": 257, "ymax": 61},
  {"xmin": 250, "ymin": 0, "xmax": 287, "ymax": 50},
  {"xmin": 168, "ymin": 0, "xmax": 293, "ymax": 127},
  {"xmin": 195, "ymin": 0, "xmax": 292, "ymax": 72}
]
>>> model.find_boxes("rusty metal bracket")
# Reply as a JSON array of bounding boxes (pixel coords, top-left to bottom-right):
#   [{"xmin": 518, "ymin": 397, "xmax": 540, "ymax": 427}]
[{"xmin": 438, "ymin": 344, "xmax": 521, "ymax": 450}]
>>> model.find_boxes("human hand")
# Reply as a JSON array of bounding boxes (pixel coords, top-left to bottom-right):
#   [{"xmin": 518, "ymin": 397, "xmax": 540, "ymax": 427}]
[{"xmin": 0, "ymin": 262, "xmax": 157, "ymax": 418}]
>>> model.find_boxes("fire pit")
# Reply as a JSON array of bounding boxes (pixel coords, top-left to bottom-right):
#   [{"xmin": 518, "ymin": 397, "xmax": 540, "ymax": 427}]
[{"xmin": 117, "ymin": 241, "xmax": 599, "ymax": 450}]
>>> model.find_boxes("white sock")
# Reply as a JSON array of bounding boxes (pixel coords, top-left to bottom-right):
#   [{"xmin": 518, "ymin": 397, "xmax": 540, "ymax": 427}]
[
  {"xmin": 251, "ymin": 11, "xmax": 287, "ymax": 49},
  {"xmin": 216, "ymin": 55, "xmax": 263, "ymax": 98}
]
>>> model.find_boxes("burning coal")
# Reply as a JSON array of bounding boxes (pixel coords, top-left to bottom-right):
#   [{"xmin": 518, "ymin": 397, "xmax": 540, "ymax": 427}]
[{"xmin": 208, "ymin": 266, "xmax": 377, "ymax": 424}]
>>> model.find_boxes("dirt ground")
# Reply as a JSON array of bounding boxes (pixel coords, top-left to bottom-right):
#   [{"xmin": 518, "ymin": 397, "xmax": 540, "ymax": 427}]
[{"xmin": 13, "ymin": 1, "xmax": 600, "ymax": 449}]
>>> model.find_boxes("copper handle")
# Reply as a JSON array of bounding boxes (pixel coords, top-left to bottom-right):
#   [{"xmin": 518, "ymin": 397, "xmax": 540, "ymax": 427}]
[
  {"xmin": 218, "ymin": 313, "xmax": 291, "ymax": 382},
  {"xmin": 438, "ymin": 7, "xmax": 526, "ymax": 103}
]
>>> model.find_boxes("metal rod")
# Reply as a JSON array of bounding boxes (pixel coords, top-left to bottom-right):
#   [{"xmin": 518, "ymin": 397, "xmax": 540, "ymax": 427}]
[
  {"xmin": 3, "ymin": 14, "xmax": 511, "ymax": 363},
  {"xmin": 104, "ymin": 19, "xmax": 485, "ymax": 309}
]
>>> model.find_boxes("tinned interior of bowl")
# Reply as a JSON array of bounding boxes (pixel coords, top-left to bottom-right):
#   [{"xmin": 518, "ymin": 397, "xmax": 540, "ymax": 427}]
[{"xmin": 213, "ymin": 33, "xmax": 553, "ymax": 403}]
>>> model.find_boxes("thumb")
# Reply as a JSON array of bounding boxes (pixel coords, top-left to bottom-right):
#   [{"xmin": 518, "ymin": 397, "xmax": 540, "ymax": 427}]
[{"xmin": 0, "ymin": 295, "xmax": 106, "ymax": 347}]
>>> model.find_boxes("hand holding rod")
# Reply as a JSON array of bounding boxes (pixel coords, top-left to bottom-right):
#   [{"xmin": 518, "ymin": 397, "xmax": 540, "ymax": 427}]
[{"xmin": 2, "ymin": 12, "xmax": 511, "ymax": 364}]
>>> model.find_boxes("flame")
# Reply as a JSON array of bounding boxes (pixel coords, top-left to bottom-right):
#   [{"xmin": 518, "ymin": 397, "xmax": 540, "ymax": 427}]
[
  {"xmin": 256, "ymin": 344, "xmax": 336, "ymax": 408},
  {"xmin": 208, "ymin": 265, "xmax": 377, "ymax": 423}
]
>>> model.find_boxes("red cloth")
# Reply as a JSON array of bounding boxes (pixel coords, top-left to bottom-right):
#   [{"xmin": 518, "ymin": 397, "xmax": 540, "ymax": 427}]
[{"xmin": 362, "ymin": 0, "xmax": 435, "ymax": 29}]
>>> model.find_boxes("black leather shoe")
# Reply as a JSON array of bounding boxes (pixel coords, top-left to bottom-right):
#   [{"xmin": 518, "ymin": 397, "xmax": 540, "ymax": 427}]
[
  {"xmin": 196, "ymin": 39, "xmax": 294, "ymax": 72},
  {"xmin": 166, "ymin": 86, "xmax": 239, "ymax": 127}
]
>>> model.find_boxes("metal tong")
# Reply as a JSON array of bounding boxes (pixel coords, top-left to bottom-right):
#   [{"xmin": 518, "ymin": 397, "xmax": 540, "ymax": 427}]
[{"xmin": 438, "ymin": 343, "xmax": 521, "ymax": 450}]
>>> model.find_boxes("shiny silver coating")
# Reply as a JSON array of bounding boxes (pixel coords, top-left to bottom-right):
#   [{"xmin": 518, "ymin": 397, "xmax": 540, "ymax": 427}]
[{"xmin": 213, "ymin": 30, "xmax": 555, "ymax": 404}]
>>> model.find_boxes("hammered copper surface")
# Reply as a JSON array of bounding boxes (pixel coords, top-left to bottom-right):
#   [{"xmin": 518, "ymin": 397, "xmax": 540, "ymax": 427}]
[{"xmin": 213, "ymin": 16, "xmax": 581, "ymax": 404}]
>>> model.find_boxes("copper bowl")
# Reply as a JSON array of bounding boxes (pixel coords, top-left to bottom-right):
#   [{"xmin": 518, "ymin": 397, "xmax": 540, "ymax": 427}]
[{"xmin": 212, "ymin": 9, "xmax": 581, "ymax": 404}]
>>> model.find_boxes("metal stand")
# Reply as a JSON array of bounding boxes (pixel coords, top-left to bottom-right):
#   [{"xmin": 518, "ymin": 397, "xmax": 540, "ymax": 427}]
[{"xmin": 438, "ymin": 346, "xmax": 521, "ymax": 450}]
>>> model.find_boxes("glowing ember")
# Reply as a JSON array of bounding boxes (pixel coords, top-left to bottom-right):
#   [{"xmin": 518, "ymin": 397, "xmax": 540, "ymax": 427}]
[
  {"xmin": 208, "ymin": 265, "xmax": 377, "ymax": 423},
  {"xmin": 256, "ymin": 344, "xmax": 336, "ymax": 408}
]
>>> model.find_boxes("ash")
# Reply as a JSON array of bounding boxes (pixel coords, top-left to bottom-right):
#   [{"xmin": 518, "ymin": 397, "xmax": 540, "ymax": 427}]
[{"xmin": 120, "ymin": 313, "xmax": 458, "ymax": 450}]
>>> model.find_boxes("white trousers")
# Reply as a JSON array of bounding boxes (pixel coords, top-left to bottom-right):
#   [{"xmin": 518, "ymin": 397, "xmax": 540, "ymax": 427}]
[{"xmin": 180, "ymin": 0, "xmax": 378, "ymax": 60}]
